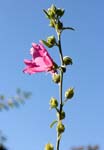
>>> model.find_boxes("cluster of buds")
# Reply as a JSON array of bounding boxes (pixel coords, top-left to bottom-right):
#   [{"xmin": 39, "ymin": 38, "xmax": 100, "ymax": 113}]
[
  {"xmin": 52, "ymin": 56, "xmax": 73, "ymax": 84},
  {"xmin": 42, "ymin": 4, "xmax": 65, "ymax": 49},
  {"xmin": 43, "ymin": 5, "xmax": 64, "ymax": 31}
]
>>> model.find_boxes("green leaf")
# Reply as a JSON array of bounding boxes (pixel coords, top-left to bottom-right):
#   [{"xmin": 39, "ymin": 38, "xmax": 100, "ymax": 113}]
[
  {"xmin": 56, "ymin": 9, "xmax": 65, "ymax": 18},
  {"xmin": 43, "ymin": 9, "xmax": 50, "ymax": 18},
  {"xmin": 62, "ymin": 27, "xmax": 75, "ymax": 31},
  {"xmin": 50, "ymin": 120, "xmax": 58, "ymax": 128}
]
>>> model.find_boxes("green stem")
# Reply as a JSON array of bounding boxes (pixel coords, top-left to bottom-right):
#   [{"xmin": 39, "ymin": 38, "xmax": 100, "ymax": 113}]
[
  {"xmin": 56, "ymin": 133, "xmax": 60, "ymax": 150},
  {"xmin": 58, "ymin": 33, "xmax": 64, "ymax": 113},
  {"xmin": 56, "ymin": 32, "xmax": 64, "ymax": 150},
  {"xmin": 58, "ymin": 33, "xmax": 64, "ymax": 66}
]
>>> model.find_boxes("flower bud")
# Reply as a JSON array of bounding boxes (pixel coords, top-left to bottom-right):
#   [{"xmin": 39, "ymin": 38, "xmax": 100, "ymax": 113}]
[
  {"xmin": 47, "ymin": 36, "xmax": 56, "ymax": 47},
  {"xmin": 45, "ymin": 143, "xmax": 54, "ymax": 150},
  {"xmin": 63, "ymin": 56, "xmax": 73, "ymax": 65},
  {"xmin": 41, "ymin": 40, "xmax": 53, "ymax": 48},
  {"xmin": 50, "ymin": 5, "xmax": 57, "ymax": 15},
  {"xmin": 47, "ymin": 5, "xmax": 56, "ymax": 19},
  {"xmin": 57, "ymin": 111, "xmax": 65, "ymax": 120},
  {"xmin": 52, "ymin": 74, "xmax": 60, "ymax": 84},
  {"xmin": 57, "ymin": 121, "xmax": 65, "ymax": 134},
  {"xmin": 49, "ymin": 97, "xmax": 58, "ymax": 108},
  {"xmin": 56, "ymin": 8, "xmax": 65, "ymax": 17},
  {"xmin": 47, "ymin": 8, "xmax": 54, "ymax": 18},
  {"xmin": 65, "ymin": 88, "xmax": 74, "ymax": 99}
]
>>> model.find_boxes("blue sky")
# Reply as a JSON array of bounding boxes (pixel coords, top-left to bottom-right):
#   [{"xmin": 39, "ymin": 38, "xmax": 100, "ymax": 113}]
[{"xmin": 0, "ymin": 0, "xmax": 104, "ymax": 150}]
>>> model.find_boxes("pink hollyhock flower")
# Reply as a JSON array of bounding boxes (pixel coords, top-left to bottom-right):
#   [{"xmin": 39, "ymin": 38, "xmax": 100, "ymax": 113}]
[{"xmin": 23, "ymin": 41, "xmax": 55, "ymax": 74}]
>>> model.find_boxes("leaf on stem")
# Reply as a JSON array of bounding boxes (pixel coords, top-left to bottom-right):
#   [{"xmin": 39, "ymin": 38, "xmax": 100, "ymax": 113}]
[
  {"xmin": 62, "ymin": 27, "xmax": 75, "ymax": 31},
  {"xmin": 50, "ymin": 120, "xmax": 58, "ymax": 128},
  {"xmin": 43, "ymin": 9, "xmax": 50, "ymax": 18}
]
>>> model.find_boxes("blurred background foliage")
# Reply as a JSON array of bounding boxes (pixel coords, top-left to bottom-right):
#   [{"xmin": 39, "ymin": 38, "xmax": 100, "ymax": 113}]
[
  {"xmin": 0, "ymin": 131, "xmax": 7, "ymax": 150},
  {"xmin": 0, "ymin": 88, "xmax": 31, "ymax": 111}
]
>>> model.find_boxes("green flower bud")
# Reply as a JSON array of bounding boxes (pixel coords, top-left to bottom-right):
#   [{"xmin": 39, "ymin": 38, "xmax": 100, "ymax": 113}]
[
  {"xmin": 57, "ymin": 121, "xmax": 65, "ymax": 134},
  {"xmin": 57, "ymin": 111, "xmax": 65, "ymax": 120},
  {"xmin": 47, "ymin": 36, "xmax": 56, "ymax": 47},
  {"xmin": 63, "ymin": 56, "xmax": 73, "ymax": 65},
  {"xmin": 45, "ymin": 143, "xmax": 54, "ymax": 150},
  {"xmin": 56, "ymin": 8, "xmax": 65, "ymax": 17},
  {"xmin": 47, "ymin": 5, "xmax": 56, "ymax": 19},
  {"xmin": 49, "ymin": 97, "xmax": 58, "ymax": 108},
  {"xmin": 65, "ymin": 88, "xmax": 74, "ymax": 99},
  {"xmin": 48, "ymin": 9, "xmax": 55, "ymax": 19},
  {"xmin": 41, "ymin": 40, "xmax": 53, "ymax": 48},
  {"xmin": 52, "ymin": 74, "xmax": 60, "ymax": 84},
  {"xmin": 51, "ymin": 5, "xmax": 56, "ymax": 13}
]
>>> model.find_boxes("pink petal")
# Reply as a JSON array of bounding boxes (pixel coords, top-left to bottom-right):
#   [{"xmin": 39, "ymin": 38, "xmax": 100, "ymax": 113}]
[{"xmin": 23, "ymin": 41, "xmax": 55, "ymax": 75}]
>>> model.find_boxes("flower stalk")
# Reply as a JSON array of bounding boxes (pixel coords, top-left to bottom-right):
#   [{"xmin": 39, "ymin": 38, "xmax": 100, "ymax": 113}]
[
  {"xmin": 23, "ymin": 4, "xmax": 75, "ymax": 150},
  {"xmin": 42, "ymin": 5, "xmax": 75, "ymax": 150},
  {"xmin": 56, "ymin": 31, "xmax": 64, "ymax": 150}
]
